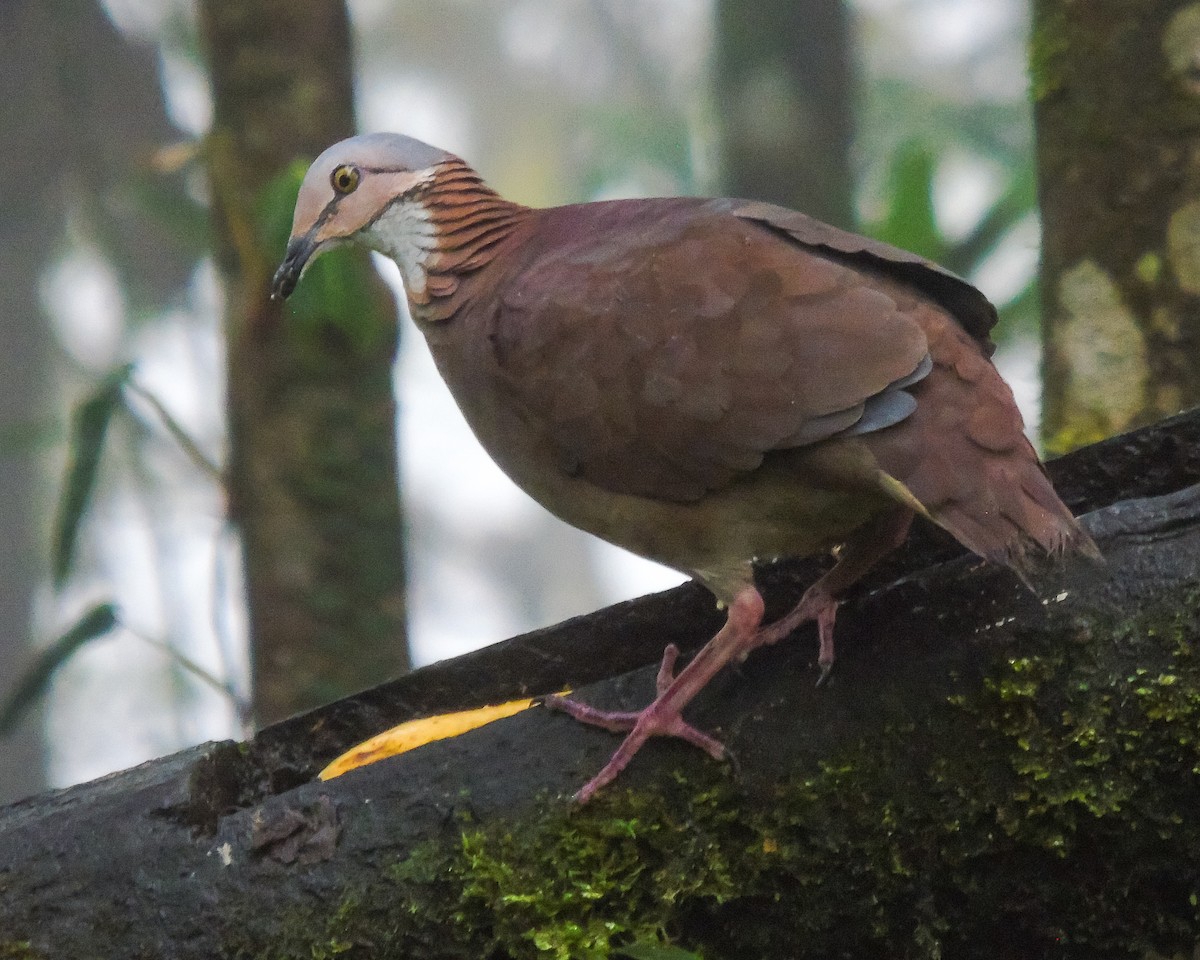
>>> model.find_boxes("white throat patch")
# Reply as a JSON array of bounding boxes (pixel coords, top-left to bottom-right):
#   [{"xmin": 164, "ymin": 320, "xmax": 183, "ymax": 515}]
[{"xmin": 363, "ymin": 200, "xmax": 436, "ymax": 298}]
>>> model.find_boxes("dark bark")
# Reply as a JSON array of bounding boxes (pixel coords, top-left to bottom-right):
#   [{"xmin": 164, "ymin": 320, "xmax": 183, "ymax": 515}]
[
  {"xmin": 714, "ymin": 0, "xmax": 856, "ymax": 228},
  {"xmin": 2, "ymin": 409, "xmax": 1199, "ymax": 958},
  {"xmin": 198, "ymin": 0, "xmax": 410, "ymax": 724},
  {"xmin": 1034, "ymin": 0, "xmax": 1200, "ymax": 452}
]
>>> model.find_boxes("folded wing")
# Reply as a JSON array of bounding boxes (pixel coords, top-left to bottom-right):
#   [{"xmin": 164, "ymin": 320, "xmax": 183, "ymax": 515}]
[{"xmin": 493, "ymin": 199, "xmax": 933, "ymax": 502}]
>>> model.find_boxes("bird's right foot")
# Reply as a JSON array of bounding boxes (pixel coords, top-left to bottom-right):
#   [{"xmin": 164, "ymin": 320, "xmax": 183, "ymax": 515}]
[
  {"xmin": 545, "ymin": 588, "xmax": 767, "ymax": 803},
  {"xmin": 543, "ymin": 643, "xmax": 728, "ymax": 803}
]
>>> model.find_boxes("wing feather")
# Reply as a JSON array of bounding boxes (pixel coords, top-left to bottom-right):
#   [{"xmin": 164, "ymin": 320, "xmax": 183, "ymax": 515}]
[{"xmin": 492, "ymin": 199, "xmax": 932, "ymax": 502}]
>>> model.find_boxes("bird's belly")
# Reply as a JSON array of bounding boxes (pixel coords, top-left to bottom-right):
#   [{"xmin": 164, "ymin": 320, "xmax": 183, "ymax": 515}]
[
  {"xmin": 487, "ymin": 432, "xmax": 889, "ymax": 601},
  {"xmin": 423, "ymin": 335, "xmax": 892, "ymax": 600}
]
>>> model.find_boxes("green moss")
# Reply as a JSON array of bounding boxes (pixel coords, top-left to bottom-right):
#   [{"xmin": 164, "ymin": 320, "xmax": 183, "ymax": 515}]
[
  {"xmin": 0, "ymin": 943, "xmax": 41, "ymax": 960},
  {"xmin": 449, "ymin": 782, "xmax": 749, "ymax": 960},
  {"xmin": 1029, "ymin": 3, "xmax": 1071, "ymax": 102},
  {"xmin": 1136, "ymin": 251, "xmax": 1164, "ymax": 286},
  {"xmin": 1043, "ymin": 417, "xmax": 1117, "ymax": 457},
  {"xmin": 229, "ymin": 600, "xmax": 1200, "ymax": 959}
]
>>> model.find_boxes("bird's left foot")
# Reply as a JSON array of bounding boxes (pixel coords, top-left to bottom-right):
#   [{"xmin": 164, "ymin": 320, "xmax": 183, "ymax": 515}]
[
  {"xmin": 544, "ymin": 643, "xmax": 727, "ymax": 804},
  {"xmin": 752, "ymin": 585, "xmax": 839, "ymax": 685}
]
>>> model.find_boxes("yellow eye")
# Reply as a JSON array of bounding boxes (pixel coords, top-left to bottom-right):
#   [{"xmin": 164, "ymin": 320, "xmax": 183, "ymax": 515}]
[{"xmin": 331, "ymin": 164, "xmax": 360, "ymax": 195}]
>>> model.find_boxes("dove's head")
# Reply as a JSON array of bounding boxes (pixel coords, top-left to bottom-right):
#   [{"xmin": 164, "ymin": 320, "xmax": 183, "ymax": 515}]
[{"xmin": 271, "ymin": 133, "xmax": 452, "ymax": 300}]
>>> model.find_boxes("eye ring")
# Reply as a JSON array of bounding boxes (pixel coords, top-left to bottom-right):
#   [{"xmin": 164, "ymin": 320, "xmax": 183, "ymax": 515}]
[{"xmin": 331, "ymin": 164, "xmax": 361, "ymax": 195}]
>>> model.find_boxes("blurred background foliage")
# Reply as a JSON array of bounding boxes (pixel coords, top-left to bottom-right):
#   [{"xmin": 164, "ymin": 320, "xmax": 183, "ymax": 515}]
[{"xmin": 0, "ymin": 0, "xmax": 1040, "ymax": 804}]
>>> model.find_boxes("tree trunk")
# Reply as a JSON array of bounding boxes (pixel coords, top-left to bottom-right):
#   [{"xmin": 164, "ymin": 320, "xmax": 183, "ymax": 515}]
[
  {"xmin": 3, "ymin": 410, "xmax": 1199, "ymax": 959},
  {"xmin": 1034, "ymin": 0, "xmax": 1200, "ymax": 453},
  {"xmin": 198, "ymin": 0, "xmax": 409, "ymax": 725},
  {"xmin": 714, "ymin": 0, "xmax": 855, "ymax": 228}
]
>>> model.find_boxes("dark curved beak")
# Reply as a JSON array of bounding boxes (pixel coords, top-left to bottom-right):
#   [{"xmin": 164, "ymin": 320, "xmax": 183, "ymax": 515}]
[{"xmin": 270, "ymin": 232, "xmax": 317, "ymax": 301}]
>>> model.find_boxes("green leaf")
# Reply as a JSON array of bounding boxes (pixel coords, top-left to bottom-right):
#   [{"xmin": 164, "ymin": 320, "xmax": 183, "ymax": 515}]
[
  {"xmin": 283, "ymin": 247, "xmax": 385, "ymax": 346},
  {"xmin": 52, "ymin": 364, "xmax": 135, "ymax": 587},
  {"xmin": 257, "ymin": 158, "xmax": 310, "ymax": 258},
  {"xmin": 0, "ymin": 603, "xmax": 119, "ymax": 735},
  {"xmin": 872, "ymin": 139, "xmax": 946, "ymax": 263},
  {"xmin": 618, "ymin": 943, "xmax": 702, "ymax": 960}
]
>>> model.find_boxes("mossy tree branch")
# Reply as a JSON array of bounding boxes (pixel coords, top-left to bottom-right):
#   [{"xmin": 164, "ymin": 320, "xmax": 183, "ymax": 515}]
[{"xmin": 1, "ymin": 411, "xmax": 1199, "ymax": 959}]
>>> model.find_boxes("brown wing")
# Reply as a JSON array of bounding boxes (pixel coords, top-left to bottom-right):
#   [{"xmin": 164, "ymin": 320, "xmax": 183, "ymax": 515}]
[
  {"xmin": 491, "ymin": 199, "xmax": 932, "ymax": 502},
  {"xmin": 728, "ymin": 199, "xmax": 1001, "ymax": 354}
]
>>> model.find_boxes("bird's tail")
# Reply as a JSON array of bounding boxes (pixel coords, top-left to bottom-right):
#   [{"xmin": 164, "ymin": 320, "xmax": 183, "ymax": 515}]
[{"xmin": 863, "ymin": 306, "xmax": 1100, "ymax": 575}]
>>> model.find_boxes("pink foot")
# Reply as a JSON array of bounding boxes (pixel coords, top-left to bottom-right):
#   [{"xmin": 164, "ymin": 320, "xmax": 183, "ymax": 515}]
[
  {"xmin": 545, "ymin": 510, "xmax": 914, "ymax": 801},
  {"xmin": 544, "ymin": 588, "xmax": 766, "ymax": 803},
  {"xmin": 544, "ymin": 645, "xmax": 728, "ymax": 803},
  {"xmin": 753, "ymin": 585, "xmax": 840, "ymax": 685}
]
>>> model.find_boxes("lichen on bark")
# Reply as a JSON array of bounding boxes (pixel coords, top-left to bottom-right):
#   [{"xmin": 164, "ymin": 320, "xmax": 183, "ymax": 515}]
[
  {"xmin": 1035, "ymin": 0, "xmax": 1200, "ymax": 451},
  {"xmin": 1044, "ymin": 260, "xmax": 1148, "ymax": 453}
]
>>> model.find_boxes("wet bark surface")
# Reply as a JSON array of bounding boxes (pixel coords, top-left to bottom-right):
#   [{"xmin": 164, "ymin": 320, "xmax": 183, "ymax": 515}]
[{"xmin": 2, "ymin": 409, "xmax": 1199, "ymax": 958}]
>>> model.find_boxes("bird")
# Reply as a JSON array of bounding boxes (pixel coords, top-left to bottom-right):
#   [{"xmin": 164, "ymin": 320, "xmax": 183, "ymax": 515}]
[{"xmin": 271, "ymin": 132, "xmax": 1099, "ymax": 803}]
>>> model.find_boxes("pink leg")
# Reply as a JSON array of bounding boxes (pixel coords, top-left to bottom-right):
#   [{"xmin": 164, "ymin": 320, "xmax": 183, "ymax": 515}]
[
  {"xmin": 754, "ymin": 506, "xmax": 915, "ymax": 682},
  {"xmin": 546, "ymin": 506, "xmax": 915, "ymax": 802},
  {"xmin": 544, "ymin": 586, "xmax": 766, "ymax": 803}
]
